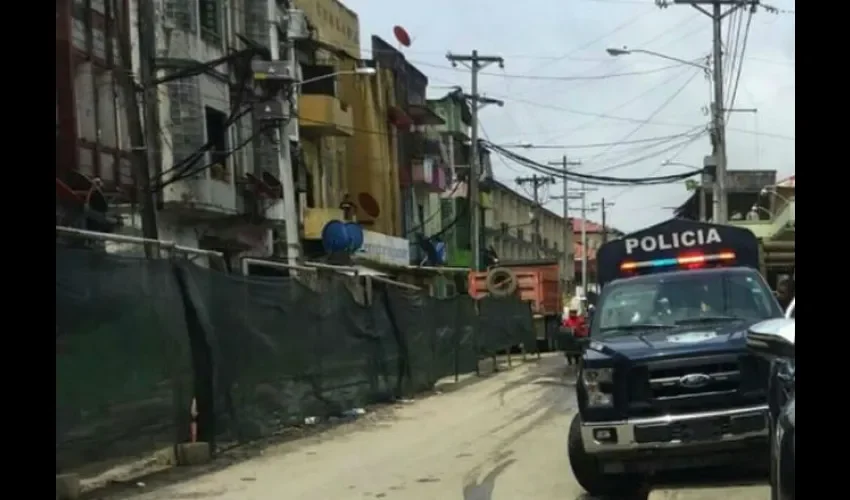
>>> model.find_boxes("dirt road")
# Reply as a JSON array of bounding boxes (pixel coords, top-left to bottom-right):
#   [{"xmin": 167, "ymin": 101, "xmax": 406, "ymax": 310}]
[{"xmin": 117, "ymin": 355, "xmax": 768, "ymax": 500}]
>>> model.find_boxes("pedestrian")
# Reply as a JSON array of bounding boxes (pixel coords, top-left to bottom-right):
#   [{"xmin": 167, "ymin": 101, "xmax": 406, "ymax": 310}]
[
  {"xmin": 775, "ymin": 277, "xmax": 793, "ymax": 311},
  {"xmin": 563, "ymin": 310, "xmax": 586, "ymax": 365}
]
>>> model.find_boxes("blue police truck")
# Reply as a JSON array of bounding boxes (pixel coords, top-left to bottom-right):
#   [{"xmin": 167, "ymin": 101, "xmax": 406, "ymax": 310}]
[{"xmin": 568, "ymin": 218, "xmax": 784, "ymax": 497}]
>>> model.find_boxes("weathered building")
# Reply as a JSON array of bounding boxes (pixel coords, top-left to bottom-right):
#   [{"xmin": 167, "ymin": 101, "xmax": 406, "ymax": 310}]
[
  {"xmin": 57, "ymin": 0, "xmax": 285, "ymax": 267},
  {"xmin": 484, "ymin": 181, "xmax": 572, "ymax": 285}
]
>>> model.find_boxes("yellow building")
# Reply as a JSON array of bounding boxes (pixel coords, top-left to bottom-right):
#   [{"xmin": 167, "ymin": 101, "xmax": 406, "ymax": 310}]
[{"xmin": 295, "ymin": 0, "xmax": 401, "ymax": 239}]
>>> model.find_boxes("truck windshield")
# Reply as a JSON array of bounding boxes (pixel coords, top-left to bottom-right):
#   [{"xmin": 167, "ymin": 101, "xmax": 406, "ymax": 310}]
[{"xmin": 594, "ymin": 271, "xmax": 782, "ymax": 334}]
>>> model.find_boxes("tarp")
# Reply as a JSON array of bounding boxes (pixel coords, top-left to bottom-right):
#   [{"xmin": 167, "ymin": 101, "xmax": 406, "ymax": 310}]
[
  {"xmin": 477, "ymin": 296, "xmax": 536, "ymax": 355},
  {"xmin": 174, "ymin": 264, "xmax": 402, "ymax": 444},
  {"xmin": 56, "ymin": 246, "xmax": 537, "ymax": 469},
  {"xmin": 55, "ymin": 247, "xmax": 193, "ymax": 472}
]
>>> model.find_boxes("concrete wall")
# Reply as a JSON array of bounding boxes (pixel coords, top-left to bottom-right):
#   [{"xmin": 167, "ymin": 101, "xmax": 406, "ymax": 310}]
[{"xmin": 485, "ymin": 185, "xmax": 571, "ymax": 282}]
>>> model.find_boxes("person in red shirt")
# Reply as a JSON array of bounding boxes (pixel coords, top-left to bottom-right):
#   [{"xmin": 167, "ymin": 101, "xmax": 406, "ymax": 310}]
[{"xmin": 563, "ymin": 310, "xmax": 587, "ymax": 365}]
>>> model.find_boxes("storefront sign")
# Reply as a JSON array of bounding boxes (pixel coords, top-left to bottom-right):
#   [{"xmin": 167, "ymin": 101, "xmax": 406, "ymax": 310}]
[{"xmin": 359, "ymin": 230, "xmax": 410, "ymax": 266}]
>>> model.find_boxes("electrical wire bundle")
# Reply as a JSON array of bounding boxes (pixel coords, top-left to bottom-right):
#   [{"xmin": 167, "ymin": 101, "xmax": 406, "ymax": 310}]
[
  {"xmin": 481, "ymin": 140, "xmax": 703, "ymax": 187},
  {"xmin": 149, "ymin": 47, "xmax": 291, "ymax": 191}
]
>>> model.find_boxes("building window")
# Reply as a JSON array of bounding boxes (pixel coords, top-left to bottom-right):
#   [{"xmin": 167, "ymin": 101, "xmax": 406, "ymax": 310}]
[
  {"xmin": 517, "ymin": 228, "xmax": 524, "ymax": 241},
  {"xmin": 205, "ymin": 106, "xmax": 230, "ymax": 183},
  {"xmin": 500, "ymin": 222, "xmax": 509, "ymax": 234},
  {"xmin": 198, "ymin": 0, "xmax": 221, "ymax": 45}
]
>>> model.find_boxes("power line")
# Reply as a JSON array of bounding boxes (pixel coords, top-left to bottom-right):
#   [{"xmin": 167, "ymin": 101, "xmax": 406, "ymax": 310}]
[
  {"xmin": 411, "ymin": 59, "xmax": 690, "ymax": 81},
  {"xmin": 499, "ymin": 132, "xmax": 698, "ymax": 149},
  {"xmin": 482, "ymin": 91, "xmax": 794, "ymax": 140},
  {"xmin": 581, "ymin": 68, "xmax": 703, "ymax": 172}
]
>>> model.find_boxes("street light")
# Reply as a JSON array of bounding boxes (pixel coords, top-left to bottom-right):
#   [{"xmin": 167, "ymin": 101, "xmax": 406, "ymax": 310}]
[
  {"xmin": 610, "ymin": 45, "xmax": 729, "ymax": 223},
  {"xmin": 298, "ymin": 66, "xmax": 377, "ymax": 86},
  {"xmin": 605, "ymin": 47, "xmax": 710, "ymax": 72}
]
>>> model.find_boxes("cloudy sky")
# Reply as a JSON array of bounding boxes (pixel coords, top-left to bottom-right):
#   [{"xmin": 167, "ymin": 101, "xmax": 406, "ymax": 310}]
[{"xmin": 342, "ymin": 0, "xmax": 795, "ymax": 232}]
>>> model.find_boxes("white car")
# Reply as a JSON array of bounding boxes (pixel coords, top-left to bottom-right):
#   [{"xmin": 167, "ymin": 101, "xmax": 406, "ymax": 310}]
[{"xmin": 785, "ymin": 298, "xmax": 795, "ymax": 319}]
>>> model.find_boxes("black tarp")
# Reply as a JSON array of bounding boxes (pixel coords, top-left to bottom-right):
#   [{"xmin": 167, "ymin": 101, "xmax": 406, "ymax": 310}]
[
  {"xmin": 56, "ymin": 247, "xmax": 193, "ymax": 471},
  {"xmin": 477, "ymin": 297, "xmax": 536, "ymax": 355},
  {"xmin": 175, "ymin": 264, "xmax": 401, "ymax": 444},
  {"xmin": 382, "ymin": 287, "xmax": 437, "ymax": 395},
  {"xmin": 57, "ymin": 248, "xmax": 538, "ymax": 465}
]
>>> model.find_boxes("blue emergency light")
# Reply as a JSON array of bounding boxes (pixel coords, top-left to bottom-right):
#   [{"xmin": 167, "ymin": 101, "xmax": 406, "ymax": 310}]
[{"xmin": 620, "ymin": 251, "xmax": 735, "ymax": 272}]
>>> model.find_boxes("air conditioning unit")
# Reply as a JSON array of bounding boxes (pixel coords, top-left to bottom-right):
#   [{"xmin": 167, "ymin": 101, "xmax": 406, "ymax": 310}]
[{"xmin": 285, "ymin": 9, "xmax": 309, "ymax": 40}]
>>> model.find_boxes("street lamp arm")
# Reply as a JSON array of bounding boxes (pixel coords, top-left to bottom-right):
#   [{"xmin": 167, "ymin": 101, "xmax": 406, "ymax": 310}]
[
  {"xmin": 630, "ymin": 49, "xmax": 709, "ymax": 71},
  {"xmin": 607, "ymin": 47, "xmax": 709, "ymax": 72},
  {"xmin": 297, "ymin": 67, "xmax": 376, "ymax": 86}
]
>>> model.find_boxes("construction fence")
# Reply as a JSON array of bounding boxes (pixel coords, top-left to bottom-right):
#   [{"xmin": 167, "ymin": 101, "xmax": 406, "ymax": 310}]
[{"xmin": 55, "ymin": 236, "xmax": 537, "ymax": 474}]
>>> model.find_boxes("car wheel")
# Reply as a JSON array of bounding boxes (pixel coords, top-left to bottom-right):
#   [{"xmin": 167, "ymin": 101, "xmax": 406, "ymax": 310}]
[{"xmin": 567, "ymin": 413, "xmax": 643, "ymax": 497}]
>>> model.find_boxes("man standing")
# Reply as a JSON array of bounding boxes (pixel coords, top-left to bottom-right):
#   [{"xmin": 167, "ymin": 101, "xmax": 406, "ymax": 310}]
[
  {"xmin": 563, "ymin": 310, "xmax": 587, "ymax": 366},
  {"xmin": 775, "ymin": 277, "xmax": 793, "ymax": 312}
]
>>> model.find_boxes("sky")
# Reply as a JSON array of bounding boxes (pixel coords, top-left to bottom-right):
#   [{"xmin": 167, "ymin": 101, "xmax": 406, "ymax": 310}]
[{"xmin": 341, "ymin": 0, "xmax": 795, "ymax": 233}]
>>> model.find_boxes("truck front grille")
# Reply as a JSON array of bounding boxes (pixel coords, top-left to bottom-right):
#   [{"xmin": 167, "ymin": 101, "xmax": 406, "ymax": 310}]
[{"xmin": 627, "ymin": 355, "xmax": 761, "ymax": 417}]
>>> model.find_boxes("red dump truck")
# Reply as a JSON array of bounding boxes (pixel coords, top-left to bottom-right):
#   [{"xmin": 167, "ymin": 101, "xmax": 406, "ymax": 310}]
[{"xmin": 468, "ymin": 259, "xmax": 563, "ymax": 352}]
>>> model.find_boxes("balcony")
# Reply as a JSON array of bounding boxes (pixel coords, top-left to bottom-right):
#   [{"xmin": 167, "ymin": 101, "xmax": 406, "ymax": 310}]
[
  {"xmin": 730, "ymin": 198, "xmax": 795, "ymax": 241},
  {"xmin": 400, "ymin": 158, "xmax": 448, "ymax": 193},
  {"xmin": 162, "ymin": 177, "xmax": 239, "ymax": 222},
  {"xmin": 404, "ymin": 133, "xmax": 443, "ymax": 160},
  {"xmin": 298, "ymin": 94, "xmax": 353, "ymax": 137}
]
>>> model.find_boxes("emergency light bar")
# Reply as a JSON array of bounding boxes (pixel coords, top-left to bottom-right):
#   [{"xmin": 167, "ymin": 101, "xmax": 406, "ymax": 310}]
[{"xmin": 620, "ymin": 251, "xmax": 736, "ymax": 271}]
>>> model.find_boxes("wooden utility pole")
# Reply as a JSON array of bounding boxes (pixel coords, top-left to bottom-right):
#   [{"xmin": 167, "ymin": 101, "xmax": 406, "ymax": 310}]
[
  {"xmin": 592, "ymin": 199, "xmax": 616, "ymax": 244},
  {"xmin": 446, "ymin": 50, "xmax": 505, "ymax": 271},
  {"xmin": 548, "ymin": 156, "xmax": 582, "ymax": 285},
  {"xmin": 516, "ymin": 174, "xmax": 555, "ymax": 257}
]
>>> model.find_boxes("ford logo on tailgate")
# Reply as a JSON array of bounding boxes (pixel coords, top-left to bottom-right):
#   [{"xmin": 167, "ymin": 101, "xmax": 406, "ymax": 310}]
[{"xmin": 679, "ymin": 373, "xmax": 712, "ymax": 389}]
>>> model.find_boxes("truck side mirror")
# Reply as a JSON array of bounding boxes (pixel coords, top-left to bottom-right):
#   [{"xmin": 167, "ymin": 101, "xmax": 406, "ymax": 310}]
[{"xmin": 746, "ymin": 318, "xmax": 795, "ymax": 361}]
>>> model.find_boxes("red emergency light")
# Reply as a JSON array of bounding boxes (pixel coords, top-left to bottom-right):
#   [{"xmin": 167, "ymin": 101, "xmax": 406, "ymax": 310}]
[{"xmin": 620, "ymin": 251, "xmax": 736, "ymax": 272}]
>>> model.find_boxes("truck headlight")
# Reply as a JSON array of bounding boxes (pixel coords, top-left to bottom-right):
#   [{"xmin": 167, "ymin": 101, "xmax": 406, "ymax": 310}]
[{"xmin": 582, "ymin": 368, "xmax": 614, "ymax": 408}]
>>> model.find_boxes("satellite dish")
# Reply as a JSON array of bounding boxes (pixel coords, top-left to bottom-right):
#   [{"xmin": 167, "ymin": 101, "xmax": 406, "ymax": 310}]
[
  {"xmin": 393, "ymin": 25, "xmax": 411, "ymax": 47},
  {"xmin": 357, "ymin": 192, "xmax": 381, "ymax": 218}
]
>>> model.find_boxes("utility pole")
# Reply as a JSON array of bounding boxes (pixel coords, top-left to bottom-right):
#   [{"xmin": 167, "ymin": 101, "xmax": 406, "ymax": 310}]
[
  {"xmin": 118, "ymin": 0, "xmax": 160, "ymax": 256},
  {"xmin": 515, "ymin": 174, "xmax": 556, "ymax": 257},
  {"xmin": 591, "ymin": 199, "xmax": 616, "ymax": 244},
  {"xmin": 447, "ymin": 50, "xmax": 504, "ymax": 271},
  {"xmin": 662, "ymin": 0, "xmax": 760, "ymax": 224},
  {"xmin": 273, "ymin": 5, "xmax": 301, "ymax": 263},
  {"xmin": 548, "ymin": 156, "xmax": 582, "ymax": 286},
  {"xmin": 552, "ymin": 183, "xmax": 596, "ymax": 298}
]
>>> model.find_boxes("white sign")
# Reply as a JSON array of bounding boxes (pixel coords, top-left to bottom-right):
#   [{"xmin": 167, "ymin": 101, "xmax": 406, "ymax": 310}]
[
  {"xmin": 624, "ymin": 228, "xmax": 721, "ymax": 255},
  {"xmin": 359, "ymin": 230, "xmax": 411, "ymax": 266},
  {"xmin": 666, "ymin": 331, "xmax": 718, "ymax": 344}
]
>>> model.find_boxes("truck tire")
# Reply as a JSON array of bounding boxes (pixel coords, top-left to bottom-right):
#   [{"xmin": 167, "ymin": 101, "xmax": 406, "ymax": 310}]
[{"xmin": 568, "ymin": 414, "xmax": 643, "ymax": 498}]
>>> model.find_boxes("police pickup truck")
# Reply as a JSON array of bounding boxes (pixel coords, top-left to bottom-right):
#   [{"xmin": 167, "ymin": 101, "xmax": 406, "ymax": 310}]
[{"xmin": 568, "ymin": 218, "xmax": 784, "ymax": 497}]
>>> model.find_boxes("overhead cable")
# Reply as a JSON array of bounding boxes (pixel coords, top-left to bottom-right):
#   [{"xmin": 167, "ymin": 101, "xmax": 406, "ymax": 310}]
[
  {"xmin": 481, "ymin": 140, "xmax": 702, "ymax": 186},
  {"xmin": 499, "ymin": 131, "xmax": 699, "ymax": 149},
  {"xmin": 581, "ymin": 69, "xmax": 702, "ymax": 172}
]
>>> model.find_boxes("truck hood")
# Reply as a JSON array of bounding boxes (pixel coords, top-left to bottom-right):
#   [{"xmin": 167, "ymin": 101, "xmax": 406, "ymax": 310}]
[{"xmin": 586, "ymin": 320, "xmax": 759, "ymax": 363}]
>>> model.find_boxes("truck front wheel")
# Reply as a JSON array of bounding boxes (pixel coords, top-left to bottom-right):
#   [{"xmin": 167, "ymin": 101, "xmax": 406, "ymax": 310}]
[{"xmin": 568, "ymin": 414, "xmax": 643, "ymax": 497}]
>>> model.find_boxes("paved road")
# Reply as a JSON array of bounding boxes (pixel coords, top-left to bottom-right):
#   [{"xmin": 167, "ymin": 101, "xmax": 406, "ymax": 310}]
[{"xmin": 117, "ymin": 354, "xmax": 768, "ymax": 500}]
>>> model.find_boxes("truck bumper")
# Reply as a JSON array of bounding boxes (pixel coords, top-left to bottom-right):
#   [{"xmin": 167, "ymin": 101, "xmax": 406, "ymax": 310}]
[{"xmin": 581, "ymin": 404, "xmax": 769, "ymax": 454}]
